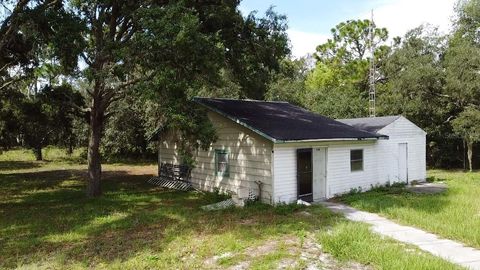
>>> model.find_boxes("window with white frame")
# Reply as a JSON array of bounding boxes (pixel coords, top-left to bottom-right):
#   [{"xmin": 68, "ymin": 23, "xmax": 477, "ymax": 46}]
[
  {"xmin": 215, "ymin": 149, "xmax": 229, "ymax": 177},
  {"xmin": 350, "ymin": 149, "xmax": 363, "ymax": 172}
]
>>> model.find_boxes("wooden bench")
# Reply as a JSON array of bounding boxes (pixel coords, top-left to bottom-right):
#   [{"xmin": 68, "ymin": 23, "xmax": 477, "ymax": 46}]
[
  {"xmin": 159, "ymin": 163, "xmax": 191, "ymax": 182},
  {"xmin": 148, "ymin": 163, "xmax": 193, "ymax": 191}
]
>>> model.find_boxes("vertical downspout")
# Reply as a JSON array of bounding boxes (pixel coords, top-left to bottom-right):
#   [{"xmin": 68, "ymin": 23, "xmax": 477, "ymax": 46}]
[{"xmin": 270, "ymin": 147, "xmax": 275, "ymax": 205}]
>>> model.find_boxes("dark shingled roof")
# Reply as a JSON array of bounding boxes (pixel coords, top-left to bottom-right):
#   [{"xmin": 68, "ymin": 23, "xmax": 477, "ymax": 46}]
[
  {"xmin": 338, "ymin": 116, "xmax": 401, "ymax": 133},
  {"xmin": 194, "ymin": 97, "xmax": 386, "ymax": 142}
]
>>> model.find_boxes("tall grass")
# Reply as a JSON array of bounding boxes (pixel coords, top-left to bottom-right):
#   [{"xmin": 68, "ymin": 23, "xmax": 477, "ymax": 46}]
[
  {"xmin": 340, "ymin": 169, "xmax": 480, "ymax": 249},
  {"xmin": 319, "ymin": 221, "xmax": 460, "ymax": 269}
]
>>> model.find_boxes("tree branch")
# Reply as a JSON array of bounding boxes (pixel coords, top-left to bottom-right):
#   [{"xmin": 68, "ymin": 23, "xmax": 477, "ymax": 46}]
[
  {"xmin": 80, "ymin": 53, "xmax": 93, "ymax": 66},
  {"xmin": 115, "ymin": 18, "xmax": 131, "ymax": 42},
  {"xmin": 0, "ymin": 77, "xmax": 21, "ymax": 91},
  {"xmin": 120, "ymin": 25, "xmax": 136, "ymax": 44},
  {"xmin": 108, "ymin": 1, "xmax": 119, "ymax": 41}
]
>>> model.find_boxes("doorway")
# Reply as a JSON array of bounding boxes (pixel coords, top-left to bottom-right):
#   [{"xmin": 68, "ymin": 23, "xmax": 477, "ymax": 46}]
[
  {"xmin": 398, "ymin": 143, "xmax": 408, "ymax": 183},
  {"xmin": 297, "ymin": 148, "xmax": 313, "ymax": 202}
]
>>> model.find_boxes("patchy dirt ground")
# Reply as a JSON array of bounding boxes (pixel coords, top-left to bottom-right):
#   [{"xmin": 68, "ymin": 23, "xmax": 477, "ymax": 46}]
[{"xmin": 204, "ymin": 234, "xmax": 372, "ymax": 270}]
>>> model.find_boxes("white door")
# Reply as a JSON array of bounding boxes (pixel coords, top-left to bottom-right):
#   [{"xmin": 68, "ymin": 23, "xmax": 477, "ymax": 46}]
[
  {"xmin": 313, "ymin": 148, "xmax": 327, "ymax": 200},
  {"xmin": 398, "ymin": 143, "xmax": 408, "ymax": 183}
]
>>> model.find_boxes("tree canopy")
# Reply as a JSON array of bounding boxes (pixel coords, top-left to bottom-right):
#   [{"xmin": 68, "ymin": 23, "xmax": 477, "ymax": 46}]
[
  {"xmin": 303, "ymin": 19, "xmax": 389, "ymax": 118},
  {"xmin": 452, "ymin": 108, "xmax": 480, "ymax": 171}
]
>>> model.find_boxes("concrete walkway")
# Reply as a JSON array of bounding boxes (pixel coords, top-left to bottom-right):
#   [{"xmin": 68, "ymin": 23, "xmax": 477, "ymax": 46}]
[{"xmin": 321, "ymin": 202, "xmax": 480, "ymax": 270}]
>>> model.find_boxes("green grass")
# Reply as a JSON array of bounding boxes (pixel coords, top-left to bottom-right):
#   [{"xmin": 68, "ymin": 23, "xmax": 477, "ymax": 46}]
[
  {"xmin": 0, "ymin": 149, "xmax": 463, "ymax": 269},
  {"xmin": 319, "ymin": 221, "xmax": 460, "ymax": 269},
  {"xmin": 339, "ymin": 170, "xmax": 480, "ymax": 250}
]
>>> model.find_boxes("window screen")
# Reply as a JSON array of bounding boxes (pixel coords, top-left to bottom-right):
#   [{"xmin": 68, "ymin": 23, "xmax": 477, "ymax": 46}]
[
  {"xmin": 350, "ymin": 149, "xmax": 363, "ymax": 172},
  {"xmin": 215, "ymin": 149, "xmax": 229, "ymax": 177}
]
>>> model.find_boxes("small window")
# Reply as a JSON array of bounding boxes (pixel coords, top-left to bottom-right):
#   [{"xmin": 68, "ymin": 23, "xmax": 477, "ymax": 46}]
[
  {"xmin": 350, "ymin": 149, "xmax": 363, "ymax": 172},
  {"xmin": 215, "ymin": 149, "xmax": 229, "ymax": 177}
]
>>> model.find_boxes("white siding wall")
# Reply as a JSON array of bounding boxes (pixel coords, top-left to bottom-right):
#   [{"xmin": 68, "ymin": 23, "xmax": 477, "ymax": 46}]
[
  {"xmin": 376, "ymin": 116, "xmax": 427, "ymax": 183},
  {"xmin": 272, "ymin": 117, "xmax": 426, "ymax": 203},
  {"xmin": 272, "ymin": 140, "xmax": 380, "ymax": 203},
  {"xmin": 159, "ymin": 111, "xmax": 274, "ymax": 203},
  {"xmin": 326, "ymin": 143, "xmax": 383, "ymax": 196}
]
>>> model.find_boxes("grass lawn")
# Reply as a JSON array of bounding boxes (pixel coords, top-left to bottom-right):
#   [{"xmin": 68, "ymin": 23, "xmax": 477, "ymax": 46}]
[
  {"xmin": 0, "ymin": 149, "xmax": 462, "ymax": 269},
  {"xmin": 339, "ymin": 170, "xmax": 480, "ymax": 250}
]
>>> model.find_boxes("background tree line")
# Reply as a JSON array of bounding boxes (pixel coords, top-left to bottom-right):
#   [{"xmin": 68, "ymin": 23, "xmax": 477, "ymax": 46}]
[
  {"xmin": 1, "ymin": 0, "xmax": 480, "ymax": 197},
  {"xmin": 266, "ymin": 0, "xmax": 480, "ymax": 171}
]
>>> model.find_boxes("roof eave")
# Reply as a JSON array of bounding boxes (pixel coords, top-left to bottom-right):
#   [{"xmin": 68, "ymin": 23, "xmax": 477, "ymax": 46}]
[{"xmin": 274, "ymin": 136, "xmax": 387, "ymax": 144}]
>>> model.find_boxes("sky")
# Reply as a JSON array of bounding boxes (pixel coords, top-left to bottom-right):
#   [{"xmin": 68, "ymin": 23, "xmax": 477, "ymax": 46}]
[{"xmin": 239, "ymin": 0, "xmax": 457, "ymax": 58}]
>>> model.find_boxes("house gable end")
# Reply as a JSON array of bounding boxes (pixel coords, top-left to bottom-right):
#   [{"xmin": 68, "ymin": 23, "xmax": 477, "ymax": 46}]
[{"xmin": 377, "ymin": 116, "xmax": 427, "ymax": 136}]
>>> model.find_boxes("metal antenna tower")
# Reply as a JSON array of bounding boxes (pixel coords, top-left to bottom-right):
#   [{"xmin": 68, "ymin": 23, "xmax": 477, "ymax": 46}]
[{"xmin": 368, "ymin": 9, "xmax": 376, "ymax": 117}]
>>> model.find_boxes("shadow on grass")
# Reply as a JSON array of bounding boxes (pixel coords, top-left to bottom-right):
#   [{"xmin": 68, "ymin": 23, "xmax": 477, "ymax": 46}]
[
  {"xmin": 0, "ymin": 166, "xmax": 339, "ymax": 268},
  {"xmin": 0, "ymin": 169, "xmax": 87, "ymax": 198},
  {"xmin": 0, "ymin": 160, "xmax": 42, "ymax": 171}
]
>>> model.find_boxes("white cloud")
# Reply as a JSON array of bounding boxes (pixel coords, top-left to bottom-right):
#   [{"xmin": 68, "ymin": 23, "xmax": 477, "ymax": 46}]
[
  {"xmin": 286, "ymin": 0, "xmax": 456, "ymax": 58},
  {"xmin": 364, "ymin": 0, "xmax": 456, "ymax": 38},
  {"xmin": 287, "ymin": 29, "xmax": 329, "ymax": 58}
]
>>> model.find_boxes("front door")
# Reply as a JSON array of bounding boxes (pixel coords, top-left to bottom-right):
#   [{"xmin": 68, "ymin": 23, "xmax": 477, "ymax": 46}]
[
  {"xmin": 398, "ymin": 143, "xmax": 408, "ymax": 183},
  {"xmin": 313, "ymin": 147, "xmax": 327, "ymax": 200},
  {"xmin": 297, "ymin": 148, "xmax": 313, "ymax": 202}
]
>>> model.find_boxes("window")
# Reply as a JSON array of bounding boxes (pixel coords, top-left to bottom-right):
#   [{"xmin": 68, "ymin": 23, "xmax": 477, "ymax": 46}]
[
  {"xmin": 215, "ymin": 149, "xmax": 229, "ymax": 177},
  {"xmin": 350, "ymin": 149, "xmax": 363, "ymax": 172}
]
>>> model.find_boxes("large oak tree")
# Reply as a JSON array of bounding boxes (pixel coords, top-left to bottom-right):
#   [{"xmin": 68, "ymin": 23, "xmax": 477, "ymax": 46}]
[{"xmin": 67, "ymin": 0, "xmax": 288, "ymax": 197}]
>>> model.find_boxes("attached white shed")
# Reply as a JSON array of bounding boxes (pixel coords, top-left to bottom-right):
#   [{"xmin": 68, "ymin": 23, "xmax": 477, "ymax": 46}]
[
  {"xmin": 157, "ymin": 98, "xmax": 427, "ymax": 204},
  {"xmin": 339, "ymin": 116, "xmax": 427, "ymax": 185}
]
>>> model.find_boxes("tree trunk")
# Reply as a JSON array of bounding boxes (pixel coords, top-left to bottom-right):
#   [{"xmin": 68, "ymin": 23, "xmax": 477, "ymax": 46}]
[
  {"xmin": 33, "ymin": 146, "xmax": 42, "ymax": 161},
  {"xmin": 67, "ymin": 143, "xmax": 73, "ymax": 156},
  {"xmin": 86, "ymin": 96, "xmax": 105, "ymax": 197},
  {"xmin": 467, "ymin": 140, "xmax": 473, "ymax": 172},
  {"xmin": 67, "ymin": 135, "xmax": 73, "ymax": 156}
]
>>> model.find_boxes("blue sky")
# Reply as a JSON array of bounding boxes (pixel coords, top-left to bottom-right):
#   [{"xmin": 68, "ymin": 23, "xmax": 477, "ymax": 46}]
[{"xmin": 239, "ymin": 0, "xmax": 456, "ymax": 57}]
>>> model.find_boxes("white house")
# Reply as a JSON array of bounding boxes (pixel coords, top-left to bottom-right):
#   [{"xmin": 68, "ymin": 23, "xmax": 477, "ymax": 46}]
[{"xmin": 157, "ymin": 98, "xmax": 426, "ymax": 204}]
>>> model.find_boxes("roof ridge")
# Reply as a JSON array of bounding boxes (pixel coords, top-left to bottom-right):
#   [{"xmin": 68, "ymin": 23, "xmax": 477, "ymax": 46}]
[
  {"xmin": 338, "ymin": 115, "xmax": 401, "ymax": 121},
  {"xmin": 193, "ymin": 96, "xmax": 289, "ymax": 104}
]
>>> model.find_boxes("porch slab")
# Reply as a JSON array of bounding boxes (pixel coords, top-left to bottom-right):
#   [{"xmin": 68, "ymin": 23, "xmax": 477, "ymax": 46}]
[{"xmin": 407, "ymin": 182, "xmax": 447, "ymax": 194}]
